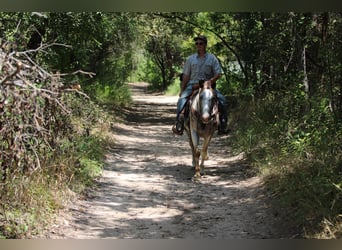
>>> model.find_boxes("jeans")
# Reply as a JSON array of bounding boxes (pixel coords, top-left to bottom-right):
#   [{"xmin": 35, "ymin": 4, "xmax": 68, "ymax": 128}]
[{"xmin": 176, "ymin": 83, "xmax": 227, "ymax": 122}]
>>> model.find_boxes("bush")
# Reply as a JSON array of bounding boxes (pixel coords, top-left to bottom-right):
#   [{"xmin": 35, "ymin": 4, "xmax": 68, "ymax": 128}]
[
  {"xmin": 0, "ymin": 39, "xmax": 112, "ymax": 238},
  {"xmin": 231, "ymin": 88, "xmax": 342, "ymax": 238},
  {"xmin": 85, "ymin": 81, "xmax": 132, "ymax": 107}
]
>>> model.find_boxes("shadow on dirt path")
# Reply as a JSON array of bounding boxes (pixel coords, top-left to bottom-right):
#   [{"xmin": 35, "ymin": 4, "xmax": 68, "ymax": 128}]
[{"xmin": 48, "ymin": 82, "xmax": 299, "ymax": 239}]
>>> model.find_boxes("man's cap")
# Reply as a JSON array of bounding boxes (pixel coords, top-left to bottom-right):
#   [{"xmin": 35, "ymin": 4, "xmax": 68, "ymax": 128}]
[{"xmin": 194, "ymin": 35, "xmax": 207, "ymax": 44}]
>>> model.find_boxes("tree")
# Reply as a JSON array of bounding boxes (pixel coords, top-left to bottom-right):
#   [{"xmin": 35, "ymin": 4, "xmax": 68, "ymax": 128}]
[{"xmin": 140, "ymin": 14, "xmax": 184, "ymax": 90}]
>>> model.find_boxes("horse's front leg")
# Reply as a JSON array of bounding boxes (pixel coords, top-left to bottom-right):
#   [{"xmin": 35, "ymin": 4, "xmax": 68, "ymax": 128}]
[
  {"xmin": 188, "ymin": 139, "xmax": 196, "ymax": 170},
  {"xmin": 190, "ymin": 129, "xmax": 201, "ymax": 179},
  {"xmin": 200, "ymin": 134, "xmax": 214, "ymax": 176}
]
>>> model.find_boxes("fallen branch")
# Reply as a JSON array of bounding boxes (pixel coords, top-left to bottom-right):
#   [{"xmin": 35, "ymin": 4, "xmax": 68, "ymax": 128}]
[{"xmin": 0, "ymin": 38, "xmax": 87, "ymax": 180}]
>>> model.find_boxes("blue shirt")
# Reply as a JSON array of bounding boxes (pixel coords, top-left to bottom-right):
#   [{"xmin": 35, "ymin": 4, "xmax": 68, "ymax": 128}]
[{"xmin": 183, "ymin": 53, "xmax": 222, "ymax": 84}]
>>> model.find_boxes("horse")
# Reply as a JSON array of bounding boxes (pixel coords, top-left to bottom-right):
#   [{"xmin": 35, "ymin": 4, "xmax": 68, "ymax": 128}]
[{"xmin": 183, "ymin": 80, "xmax": 219, "ymax": 179}]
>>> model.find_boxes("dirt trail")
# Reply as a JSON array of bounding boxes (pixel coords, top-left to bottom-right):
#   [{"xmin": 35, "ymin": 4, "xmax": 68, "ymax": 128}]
[{"xmin": 48, "ymin": 82, "xmax": 296, "ymax": 239}]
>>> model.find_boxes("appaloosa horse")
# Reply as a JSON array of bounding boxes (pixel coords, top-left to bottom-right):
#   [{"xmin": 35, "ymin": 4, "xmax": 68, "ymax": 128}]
[{"xmin": 183, "ymin": 81, "xmax": 219, "ymax": 179}]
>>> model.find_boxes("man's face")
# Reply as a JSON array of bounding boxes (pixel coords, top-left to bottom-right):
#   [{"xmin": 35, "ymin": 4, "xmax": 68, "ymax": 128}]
[{"xmin": 195, "ymin": 40, "xmax": 206, "ymax": 52}]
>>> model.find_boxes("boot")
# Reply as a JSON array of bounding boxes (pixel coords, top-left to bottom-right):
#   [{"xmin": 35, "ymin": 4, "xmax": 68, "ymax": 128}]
[
  {"xmin": 172, "ymin": 115, "xmax": 184, "ymax": 135},
  {"xmin": 218, "ymin": 118, "xmax": 230, "ymax": 135}
]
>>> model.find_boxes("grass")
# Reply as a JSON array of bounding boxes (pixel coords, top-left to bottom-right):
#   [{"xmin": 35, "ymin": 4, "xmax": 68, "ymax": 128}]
[
  {"xmin": 0, "ymin": 94, "xmax": 114, "ymax": 238},
  {"xmin": 230, "ymin": 96, "xmax": 342, "ymax": 239},
  {"xmin": 258, "ymin": 157, "xmax": 342, "ymax": 238},
  {"xmin": 0, "ymin": 132, "xmax": 108, "ymax": 238},
  {"xmin": 0, "ymin": 172, "xmax": 70, "ymax": 238}
]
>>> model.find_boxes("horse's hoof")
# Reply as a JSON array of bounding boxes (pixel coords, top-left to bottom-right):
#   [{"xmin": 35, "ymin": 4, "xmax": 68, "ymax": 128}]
[
  {"xmin": 192, "ymin": 173, "xmax": 201, "ymax": 182},
  {"xmin": 202, "ymin": 154, "xmax": 209, "ymax": 161},
  {"xmin": 191, "ymin": 177, "xmax": 201, "ymax": 182}
]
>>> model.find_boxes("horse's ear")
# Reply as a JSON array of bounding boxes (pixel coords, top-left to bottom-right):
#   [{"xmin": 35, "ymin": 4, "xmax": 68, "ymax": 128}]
[{"xmin": 199, "ymin": 79, "xmax": 204, "ymax": 89}]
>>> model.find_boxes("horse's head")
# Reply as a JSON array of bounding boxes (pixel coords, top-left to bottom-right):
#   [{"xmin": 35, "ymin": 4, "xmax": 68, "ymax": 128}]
[{"xmin": 198, "ymin": 84, "xmax": 217, "ymax": 124}]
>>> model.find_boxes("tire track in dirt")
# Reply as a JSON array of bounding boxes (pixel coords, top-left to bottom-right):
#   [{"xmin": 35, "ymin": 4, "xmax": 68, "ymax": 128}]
[{"xmin": 48, "ymin": 82, "xmax": 297, "ymax": 239}]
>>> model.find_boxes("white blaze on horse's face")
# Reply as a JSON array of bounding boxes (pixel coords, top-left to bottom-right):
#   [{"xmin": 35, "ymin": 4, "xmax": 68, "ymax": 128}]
[{"xmin": 199, "ymin": 89, "xmax": 214, "ymax": 124}]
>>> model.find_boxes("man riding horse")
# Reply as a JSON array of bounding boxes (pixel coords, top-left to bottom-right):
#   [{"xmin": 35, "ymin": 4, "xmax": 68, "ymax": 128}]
[{"xmin": 172, "ymin": 35, "xmax": 229, "ymax": 135}]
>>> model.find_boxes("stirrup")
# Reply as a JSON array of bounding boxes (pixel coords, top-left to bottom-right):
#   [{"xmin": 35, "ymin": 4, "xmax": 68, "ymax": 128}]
[{"xmin": 218, "ymin": 120, "xmax": 230, "ymax": 135}]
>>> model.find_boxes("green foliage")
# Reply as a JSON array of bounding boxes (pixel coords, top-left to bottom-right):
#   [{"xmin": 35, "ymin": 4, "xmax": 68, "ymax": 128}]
[
  {"xmin": 0, "ymin": 17, "xmax": 116, "ymax": 237},
  {"xmin": 0, "ymin": 12, "xmax": 138, "ymax": 108},
  {"xmin": 136, "ymin": 57, "xmax": 163, "ymax": 90},
  {"xmin": 0, "ymin": 96, "xmax": 110, "ymax": 238},
  {"xmin": 0, "ymin": 207, "xmax": 35, "ymax": 238},
  {"xmin": 138, "ymin": 14, "xmax": 185, "ymax": 91},
  {"xmin": 231, "ymin": 88, "xmax": 342, "ymax": 237},
  {"xmin": 85, "ymin": 81, "xmax": 133, "ymax": 107},
  {"xmin": 264, "ymin": 159, "xmax": 342, "ymax": 237},
  {"xmin": 69, "ymin": 135, "xmax": 105, "ymax": 193},
  {"xmin": 0, "ymin": 131, "xmax": 107, "ymax": 238},
  {"xmin": 164, "ymin": 78, "xmax": 181, "ymax": 96}
]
